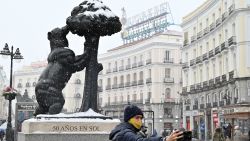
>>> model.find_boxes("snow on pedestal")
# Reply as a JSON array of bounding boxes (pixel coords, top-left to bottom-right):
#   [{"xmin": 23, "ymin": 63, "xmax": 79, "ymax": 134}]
[{"xmin": 21, "ymin": 109, "xmax": 120, "ymax": 134}]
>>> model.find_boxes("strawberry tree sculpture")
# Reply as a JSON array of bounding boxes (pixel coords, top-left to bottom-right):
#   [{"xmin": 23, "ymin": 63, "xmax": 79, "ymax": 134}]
[{"xmin": 66, "ymin": 0, "xmax": 122, "ymax": 112}]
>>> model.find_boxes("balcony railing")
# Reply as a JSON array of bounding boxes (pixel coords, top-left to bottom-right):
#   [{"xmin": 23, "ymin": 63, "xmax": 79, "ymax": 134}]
[
  {"xmin": 200, "ymin": 104, "xmax": 205, "ymax": 109},
  {"xmin": 203, "ymin": 81, "xmax": 208, "ymax": 89},
  {"xmin": 221, "ymin": 41, "xmax": 228, "ymax": 51},
  {"xmin": 203, "ymin": 27, "xmax": 209, "ymax": 35},
  {"xmin": 210, "ymin": 22, "xmax": 215, "ymax": 31},
  {"xmin": 132, "ymin": 63, "xmax": 137, "ymax": 68},
  {"xmin": 195, "ymin": 56, "xmax": 202, "ymax": 64},
  {"xmin": 202, "ymin": 53, "xmax": 208, "ymax": 61},
  {"xmin": 138, "ymin": 80, "xmax": 144, "ymax": 85},
  {"xmin": 228, "ymin": 36, "xmax": 236, "ymax": 47},
  {"xmin": 138, "ymin": 61, "xmax": 144, "ymax": 67},
  {"xmin": 196, "ymin": 83, "xmax": 201, "ymax": 91},
  {"xmin": 229, "ymin": 71, "xmax": 234, "ymax": 82},
  {"xmin": 222, "ymin": 11, "xmax": 228, "ymax": 21},
  {"xmin": 131, "ymin": 81, "xmax": 137, "ymax": 86},
  {"xmin": 209, "ymin": 50, "xmax": 214, "ymax": 58},
  {"xmin": 146, "ymin": 78, "xmax": 152, "ymax": 84},
  {"xmin": 209, "ymin": 79, "xmax": 214, "ymax": 87},
  {"xmin": 146, "ymin": 59, "xmax": 152, "ymax": 65},
  {"xmin": 221, "ymin": 74, "xmax": 227, "ymax": 83},
  {"xmin": 106, "ymin": 69, "xmax": 112, "ymax": 74},
  {"xmin": 98, "ymin": 86, "xmax": 103, "ymax": 92},
  {"xmin": 215, "ymin": 76, "xmax": 221, "ymax": 84},
  {"xmin": 119, "ymin": 66, "xmax": 124, "ymax": 71},
  {"xmin": 193, "ymin": 105, "xmax": 198, "ymax": 110},
  {"xmin": 206, "ymin": 103, "xmax": 212, "ymax": 108},
  {"xmin": 197, "ymin": 31, "xmax": 203, "ymax": 39},
  {"xmin": 190, "ymin": 59, "xmax": 196, "ymax": 66},
  {"xmin": 126, "ymin": 65, "xmax": 131, "ymax": 70},
  {"xmin": 191, "ymin": 35, "xmax": 197, "ymax": 43},
  {"xmin": 164, "ymin": 77, "xmax": 174, "ymax": 83},
  {"xmin": 106, "ymin": 85, "xmax": 111, "ymax": 90},
  {"xmin": 182, "ymin": 62, "xmax": 189, "ymax": 69},
  {"xmin": 125, "ymin": 82, "xmax": 130, "ymax": 87},
  {"xmin": 190, "ymin": 84, "xmax": 195, "ymax": 91},
  {"xmin": 119, "ymin": 83, "xmax": 125, "ymax": 88},
  {"xmin": 164, "ymin": 58, "xmax": 174, "ymax": 63},
  {"xmin": 182, "ymin": 87, "xmax": 187, "ymax": 93},
  {"xmin": 229, "ymin": 4, "xmax": 235, "ymax": 15},
  {"xmin": 213, "ymin": 102, "xmax": 218, "ymax": 107},
  {"xmin": 112, "ymin": 84, "xmax": 118, "ymax": 89},
  {"xmin": 216, "ymin": 17, "xmax": 222, "ymax": 27},
  {"xmin": 219, "ymin": 101, "xmax": 225, "ymax": 106},
  {"xmin": 215, "ymin": 45, "xmax": 221, "ymax": 55},
  {"xmin": 113, "ymin": 68, "xmax": 118, "ymax": 72}
]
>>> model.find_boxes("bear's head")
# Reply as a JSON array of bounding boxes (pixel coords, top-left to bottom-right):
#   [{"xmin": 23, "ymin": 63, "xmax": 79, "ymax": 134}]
[{"xmin": 48, "ymin": 26, "xmax": 69, "ymax": 50}]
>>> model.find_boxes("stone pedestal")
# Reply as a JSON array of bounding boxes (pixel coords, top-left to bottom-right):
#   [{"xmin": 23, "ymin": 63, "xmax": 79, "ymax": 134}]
[{"xmin": 18, "ymin": 109, "xmax": 120, "ymax": 141}]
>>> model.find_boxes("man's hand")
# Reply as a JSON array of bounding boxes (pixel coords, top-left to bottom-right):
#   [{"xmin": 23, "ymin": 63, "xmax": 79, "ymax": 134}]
[{"xmin": 165, "ymin": 130, "xmax": 183, "ymax": 141}]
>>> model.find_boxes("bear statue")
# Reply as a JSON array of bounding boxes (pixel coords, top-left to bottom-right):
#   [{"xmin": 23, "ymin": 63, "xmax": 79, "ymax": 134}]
[{"xmin": 34, "ymin": 25, "xmax": 91, "ymax": 116}]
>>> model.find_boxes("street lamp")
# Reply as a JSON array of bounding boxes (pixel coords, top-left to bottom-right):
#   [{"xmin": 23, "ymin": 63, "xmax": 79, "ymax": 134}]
[{"xmin": 0, "ymin": 43, "xmax": 23, "ymax": 141}]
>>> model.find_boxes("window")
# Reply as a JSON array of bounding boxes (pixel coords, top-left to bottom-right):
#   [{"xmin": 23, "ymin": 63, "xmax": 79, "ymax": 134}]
[
  {"xmin": 107, "ymin": 78, "xmax": 111, "ymax": 85},
  {"xmin": 206, "ymin": 66, "xmax": 209, "ymax": 80},
  {"xmin": 225, "ymin": 58, "xmax": 229, "ymax": 73},
  {"xmin": 213, "ymin": 63, "xmax": 216, "ymax": 78},
  {"xmin": 193, "ymin": 71, "xmax": 196, "ymax": 84},
  {"xmin": 200, "ymin": 46, "xmax": 203, "ymax": 55},
  {"xmin": 134, "ymin": 56, "xmax": 137, "ymax": 63},
  {"xmin": 121, "ymin": 60, "xmax": 124, "ymax": 66},
  {"xmin": 207, "ymin": 94, "xmax": 210, "ymax": 103},
  {"xmin": 232, "ymin": 23, "xmax": 236, "ymax": 36},
  {"xmin": 212, "ymin": 13, "xmax": 215, "ymax": 22},
  {"xmin": 148, "ymin": 69, "xmax": 151, "ymax": 78},
  {"xmin": 140, "ymin": 55, "xmax": 143, "ymax": 62},
  {"xmin": 140, "ymin": 91, "xmax": 143, "ymax": 100},
  {"xmin": 193, "ymin": 49, "xmax": 196, "ymax": 58},
  {"xmin": 139, "ymin": 71, "xmax": 143, "ymax": 80},
  {"xmin": 127, "ymin": 94, "xmax": 130, "ymax": 102},
  {"xmin": 127, "ymin": 74, "xmax": 130, "ymax": 82},
  {"xmin": 165, "ymin": 50, "xmax": 170, "ymax": 60},
  {"xmin": 115, "ymin": 61, "xmax": 117, "ymax": 69},
  {"xmin": 200, "ymin": 69, "xmax": 203, "ymax": 82},
  {"xmin": 165, "ymin": 88, "xmax": 171, "ymax": 99},
  {"xmin": 199, "ymin": 23, "xmax": 202, "ymax": 31},
  {"xmin": 113, "ymin": 77, "xmax": 117, "ymax": 85},
  {"xmin": 213, "ymin": 38, "xmax": 216, "ymax": 48},
  {"xmin": 133, "ymin": 93, "xmax": 136, "ymax": 101},
  {"xmin": 225, "ymin": 29, "xmax": 228, "ymax": 40},
  {"xmin": 108, "ymin": 63, "xmax": 111, "ymax": 69},
  {"xmin": 127, "ymin": 58, "xmax": 131, "ymax": 65},
  {"xmin": 206, "ymin": 42, "xmax": 209, "ymax": 52},
  {"xmin": 206, "ymin": 18, "xmax": 209, "ymax": 27},
  {"xmin": 219, "ymin": 61, "xmax": 222, "ymax": 75},
  {"xmin": 193, "ymin": 27, "xmax": 196, "ymax": 35},
  {"xmin": 133, "ymin": 73, "xmax": 137, "ymax": 81},
  {"xmin": 120, "ymin": 76, "xmax": 124, "ymax": 84},
  {"xmin": 165, "ymin": 68, "xmax": 170, "ymax": 78},
  {"xmin": 98, "ymin": 79, "xmax": 102, "ymax": 87}
]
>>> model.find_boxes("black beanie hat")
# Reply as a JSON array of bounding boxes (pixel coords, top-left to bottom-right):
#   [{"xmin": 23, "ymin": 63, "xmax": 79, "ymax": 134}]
[{"xmin": 124, "ymin": 105, "xmax": 144, "ymax": 122}]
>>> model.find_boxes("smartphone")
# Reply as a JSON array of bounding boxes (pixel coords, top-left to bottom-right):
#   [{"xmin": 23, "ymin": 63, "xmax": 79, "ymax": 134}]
[{"xmin": 177, "ymin": 131, "xmax": 192, "ymax": 141}]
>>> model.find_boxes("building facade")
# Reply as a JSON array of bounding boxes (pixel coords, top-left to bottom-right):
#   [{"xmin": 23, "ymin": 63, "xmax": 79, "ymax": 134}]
[
  {"xmin": 98, "ymin": 31, "xmax": 183, "ymax": 134},
  {"xmin": 0, "ymin": 65, "xmax": 8, "ymax": 123},
  {"xmin": 181, "ymin": 0, "xmax": 250, "ymax": 140}
]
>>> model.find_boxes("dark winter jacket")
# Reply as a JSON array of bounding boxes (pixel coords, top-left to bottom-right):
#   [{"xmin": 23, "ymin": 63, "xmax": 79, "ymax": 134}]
[{"xmin": 109, "ymin": 122, "xmax": 163, "ymax": 141}]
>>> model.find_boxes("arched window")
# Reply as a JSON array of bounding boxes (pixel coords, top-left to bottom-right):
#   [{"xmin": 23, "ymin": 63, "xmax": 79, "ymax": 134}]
[{"xmin": 165, "ymin": 88, "xmax": 171, "ymax": 99}]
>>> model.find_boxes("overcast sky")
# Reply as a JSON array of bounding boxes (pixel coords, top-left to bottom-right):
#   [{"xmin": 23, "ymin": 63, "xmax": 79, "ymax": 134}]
[{"xmin": 0, "ymin": 0, "xmax": 206, "ymax": 78}]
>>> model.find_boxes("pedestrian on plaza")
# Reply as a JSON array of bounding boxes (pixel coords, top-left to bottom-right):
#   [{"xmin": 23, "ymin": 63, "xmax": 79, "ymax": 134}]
[
  {"xmin": 161, "ymin": 129, "xmax": 168, "ymax": 137},
  {"xmin": 109, "ymin": 104, "xmax": 183, "ymax": 141},
  {"xmin": 213, "ymin": 127, "xmax": 225, "ymax": 141},
  {"xmin": 233, "ymin": 126, "xmax": 242, "ymax": 141},
  {"xmin": 226, "ymin": 123, "xmax": 232, "ymax": 139},
  {"xmin": 0, "ymin": 129, "xmax": 5, "ymax": 141}
]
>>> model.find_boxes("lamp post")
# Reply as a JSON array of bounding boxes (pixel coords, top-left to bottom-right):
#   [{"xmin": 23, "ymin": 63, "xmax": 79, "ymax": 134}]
[{"xmin": 0, "ymin": 43, "xmax": 23, "ymax": 141}]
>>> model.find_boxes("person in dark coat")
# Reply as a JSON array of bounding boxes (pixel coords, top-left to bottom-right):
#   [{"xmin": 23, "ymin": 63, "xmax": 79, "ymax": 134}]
[{"xmin": 109, "ymin": 105, "xmax": 183, "ymax": 141}]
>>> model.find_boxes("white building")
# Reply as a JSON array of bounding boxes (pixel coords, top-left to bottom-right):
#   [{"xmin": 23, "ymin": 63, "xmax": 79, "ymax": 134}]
[
  {"xmin": 181, "ymin": 0, "xmax": 250, "ymax": 140},
  {"xmin": 0, "ymin": 65, "xmax": 8, "ymax": 123},
  {"xmin": 97, "ymin": 30, "xmax": 183, "ymax": 134}
]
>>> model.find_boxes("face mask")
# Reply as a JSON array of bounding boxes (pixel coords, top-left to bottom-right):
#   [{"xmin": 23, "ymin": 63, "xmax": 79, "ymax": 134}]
[{"xmin": 128, "ymin": 115, "xmax": 143, "ymax": 129}]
